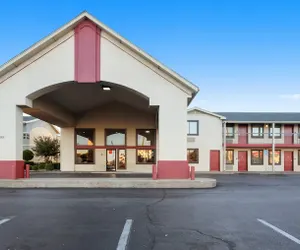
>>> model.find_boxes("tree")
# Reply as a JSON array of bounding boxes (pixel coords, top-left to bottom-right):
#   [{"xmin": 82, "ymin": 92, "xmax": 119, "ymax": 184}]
[
  {"xmin": 23, "ymin": 149, "xmax": 34, "ymax": 162},
  {"xmin": 32, "ymin": 136, "xmax": 60, "ymax": 163}
]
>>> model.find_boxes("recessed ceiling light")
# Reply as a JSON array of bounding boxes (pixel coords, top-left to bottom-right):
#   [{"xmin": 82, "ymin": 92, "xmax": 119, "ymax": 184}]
[
  {"xmin": 145, "ymin": 130, "xmax": 150, "ymax": 133},
  {"xmin": 102, "ymin": 86, "xmax": 111, "ymax": 91}
]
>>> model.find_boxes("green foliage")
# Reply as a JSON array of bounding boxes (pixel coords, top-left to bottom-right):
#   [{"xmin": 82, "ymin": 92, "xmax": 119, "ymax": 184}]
[
  {"xmin": 31, "ymin": 165, "xmax": 39, "ymax": 171},
  {"xmin": 45, "ymin": 163, "xmax": 54, "ymax": 171},
  {"xmin": 38, "ymin": 163, "xmax": 46, "ymax": 170},
  {"xmin": 32, "ymin": 136, "xmax": 60, "ymax": 163},
  {"xmin": 25, "ymin": 161, "xmax": 35, "ymax": 166},
  {"xmin": 23, "ymin": 150, "xmax": 34, "ymax": 161}
]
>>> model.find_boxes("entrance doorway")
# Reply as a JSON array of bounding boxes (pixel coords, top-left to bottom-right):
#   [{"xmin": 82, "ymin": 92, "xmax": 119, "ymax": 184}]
[
  {"xmin": 106, "ymin": 149, "xmax": 126, "ymax": 171},
  {"xmin": 238, "ymin": 151, "xmax": 248, "ymax": 171},
  {"xmin": 284, "ymin": 151, "xmax": 293, "ymax": 171}
]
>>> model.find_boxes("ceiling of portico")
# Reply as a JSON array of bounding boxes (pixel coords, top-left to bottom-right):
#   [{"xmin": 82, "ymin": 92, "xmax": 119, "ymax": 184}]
[{"xmin": 31, "ymin": 81, "xmax": 157, "ymax": 117}]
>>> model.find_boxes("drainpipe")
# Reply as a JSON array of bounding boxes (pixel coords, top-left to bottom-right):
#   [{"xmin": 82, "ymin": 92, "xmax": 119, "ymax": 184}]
[
  {"xmin": 272, "ymin": 122, "xmax": 275, "ymax": 172},
  {"xmin": 223, "ymin": 121, "xmax": 227, "ymax": 172}
]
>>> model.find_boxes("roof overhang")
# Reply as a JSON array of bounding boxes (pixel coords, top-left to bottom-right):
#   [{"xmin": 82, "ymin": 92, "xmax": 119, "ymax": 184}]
[
  {"xmin": 225, "ymin": 121, "xmax": 300, "ymax": 124},
  {"xmin": 188, "ymin": 107, "xmax": 226, "ymax": 119},
  {"xmin": 0, "ymin": 11, "xmax": 199, "ymax": 99}
]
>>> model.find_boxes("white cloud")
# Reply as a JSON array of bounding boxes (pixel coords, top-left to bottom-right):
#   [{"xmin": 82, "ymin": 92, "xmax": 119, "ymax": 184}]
[{"xmin": 279, "ymin": 94, "xmax": 300, "ymax": 100}]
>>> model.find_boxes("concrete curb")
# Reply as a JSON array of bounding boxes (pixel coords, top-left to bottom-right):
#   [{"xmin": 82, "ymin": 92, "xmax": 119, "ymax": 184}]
[{"xmin": 0, "ymin": 178, "xmax": 216, "ymax": 189}]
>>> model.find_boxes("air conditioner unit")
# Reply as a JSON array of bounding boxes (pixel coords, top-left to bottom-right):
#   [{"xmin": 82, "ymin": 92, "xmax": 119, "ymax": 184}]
[{"xmin": 226, "ymin": 139, "xmax": 234, "ymax": 143}]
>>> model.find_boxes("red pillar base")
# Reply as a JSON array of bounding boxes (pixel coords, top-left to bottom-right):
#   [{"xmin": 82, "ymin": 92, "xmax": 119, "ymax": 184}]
[
  {"xmin": 157, "ymin": 160, "xmax": 190, "ymax": 179},
  {"xmin": 0, "ymin": 161, "xmax": 24, "ymax": 179}
]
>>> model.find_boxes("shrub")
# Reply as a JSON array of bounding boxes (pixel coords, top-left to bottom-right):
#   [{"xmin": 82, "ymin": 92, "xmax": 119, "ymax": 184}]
[
  {"xmin": 31, "ymin": 165, "xmax": 39, "ymax": 171},
  {"xmin": 38, "ymin": 163, "xmax": 46, "ymax": 170},
  {"xmin": 32, "ymin": 136, "xmax": 60, "ymax": 163},
  {"xmin": 25, "ymin": 161, "xmax": 35, "ymax": 166},
  {"xmin": 23, "ymin": 150, "xmax": 34, "ymax": 162},
  {"xmin": 45, "ymin": 163, "xmax": 54, "ymax": 171}
]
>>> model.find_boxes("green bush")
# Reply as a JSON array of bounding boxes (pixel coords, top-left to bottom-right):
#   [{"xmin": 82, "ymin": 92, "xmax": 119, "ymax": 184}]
[
  {"xmin": 38, "ymin": 163, "xmax": 46, "ymax": 170},
  {"xmin": 31, "ymin": 165, "xmax": 39, "ymax": 171},
  {"xmin": 52, "ymin": 163, "xmax": 60, "ymax": 170},
  {"xmin": 25, "ymin": 161, "xmax": 35, "ymax": 166},
  {"xmin": 23, "ymin": 150, "xmax": 34, "ymax": 162},
  {"xmin": 45, "ymin": 163, "xmax": 54, "ymax": 171}
]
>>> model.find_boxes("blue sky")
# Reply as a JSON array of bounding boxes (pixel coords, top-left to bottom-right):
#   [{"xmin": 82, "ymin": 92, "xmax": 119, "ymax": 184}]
[{"xmin": 1, "ymin": 0, "xmax": 300, "ymax": 111}]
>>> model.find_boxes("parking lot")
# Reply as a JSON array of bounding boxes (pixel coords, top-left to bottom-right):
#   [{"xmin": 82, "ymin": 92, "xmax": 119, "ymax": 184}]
[{"xmin": 1, "ymin": 175, "xmax": 300, "ymax": 249}]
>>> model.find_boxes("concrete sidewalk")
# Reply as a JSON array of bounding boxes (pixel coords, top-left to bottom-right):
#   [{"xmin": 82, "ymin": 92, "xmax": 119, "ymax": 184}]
[{"xmin": 0, "ymin": 178, "xmax": 216, "ymax": 189}]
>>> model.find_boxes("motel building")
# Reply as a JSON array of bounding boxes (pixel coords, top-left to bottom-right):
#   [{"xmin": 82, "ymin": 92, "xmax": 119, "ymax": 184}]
[
  {"xmin": 0, "ymin": 12, "xmax": 199, "ymax": 179},
  {"xmin": 1, "ymin": 12, "xmax": 300, "ymax": 180}
]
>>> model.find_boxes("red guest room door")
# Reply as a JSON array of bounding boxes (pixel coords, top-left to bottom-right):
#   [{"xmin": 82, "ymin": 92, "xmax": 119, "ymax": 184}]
[
  {"xmin": 238, "ymin": 125, "xmax": 248, "ymax": 144},
  {"xmin": 284, "ymin": 151, "xmax": 294, "ymax": 171},
  {"xmin": 238, "ymin": 151, "xmax": 248, "ymax": 171},
  {"xmin": 210, "ymin": 150, "xmax": 220, "ymax": 171}
]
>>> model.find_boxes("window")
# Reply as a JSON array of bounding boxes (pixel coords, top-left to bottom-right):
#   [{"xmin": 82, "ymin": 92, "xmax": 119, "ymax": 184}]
[
  {"xmin": 298, "ymin": 151, "xmax": 300, "ymax": 165},
  {"xmin": 136, "ymin": 130, "xmax": 156, "ymax": 164},
  {"xmin": 23, "ymin": 133, "xmax": 30, "ymax": 140},
  {"xmin": 251, "ymin": 150, "xmax": 264, "ymax": 165},
  {"xmin": 268, "ymin": 150, "xmax": 281, "ymax": 165},
  {"xmin": 75, "ymin": 129, "xmax": 95, "ymax": 164},
  {"xmin": 251, "ymin": 124, "xmax": 264, "ymax": 138},
  {"xmin": 187, "ymin": 149, "xmax": 199, "ymax": 163},
  {"xmin": 226, "ymin": 150, "xmax": 234, "ymax": 164},
  {"xmin": 76, "ymin": 129, "xmax": 94, "ymax": 145},
  {"xmin": 269, "ymin": 124, "xmax": 281, "ymax": 138},
  {"xmin": 226, "ymin": 124, "xmax": 234, "ymax": 138},
  {"xmin": 106, "ymin": 129, "xmax": 126, "ymax": 146},
  {"xmin": 136, "ymin": 129, "xmax": 156, "ymax": 146},
  {"xmin": 137, "ymin": 150, "xmax": 155, "ymax": 164},
  {"xmin": 75, "ymin": 149, "xmax": 94, "ymax": 164},
  {"xmin": 187, "ymin": 120, "xmax": 199, "ymax": 135}
]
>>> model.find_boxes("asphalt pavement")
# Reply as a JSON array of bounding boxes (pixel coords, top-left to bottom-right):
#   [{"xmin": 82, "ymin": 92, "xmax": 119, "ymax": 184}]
[{"xmin": 1, "ymin": 175, "xmax": 300, "ymax": 249}]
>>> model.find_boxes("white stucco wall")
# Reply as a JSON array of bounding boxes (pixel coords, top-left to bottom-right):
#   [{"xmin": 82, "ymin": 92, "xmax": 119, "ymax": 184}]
[
  {"xmin": 60, "ymin": 127, "xmax": 75, "ymax": 171},
  {"xmin": 187, "ymin": 111, "xmax": 223, "ymax": 171},
  {"xmin": 100, "ymin": 33, "xmax": 189, "ymax": 161},
  {"xmin": 0, "ymin": 32, "xmax": 74, "ymax": 161}
]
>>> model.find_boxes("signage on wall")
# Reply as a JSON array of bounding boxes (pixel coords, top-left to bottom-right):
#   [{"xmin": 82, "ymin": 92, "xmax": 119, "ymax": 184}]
[{"xmin": 264, "ymin": 149, "xmax": 268, "ymax": 156}]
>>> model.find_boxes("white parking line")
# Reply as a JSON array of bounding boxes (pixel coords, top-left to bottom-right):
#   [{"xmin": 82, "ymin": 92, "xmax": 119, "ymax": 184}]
[
  {"xmin": 257, "ymin": 218, "xmax": 300, "ymax": 245},
  {"xmin": 116, "ymin": 219, "xmax": 133, "ymax": 250},
  {"xmin": 0, "ymin": 218, "xmax": 12, "ymax": 226}
]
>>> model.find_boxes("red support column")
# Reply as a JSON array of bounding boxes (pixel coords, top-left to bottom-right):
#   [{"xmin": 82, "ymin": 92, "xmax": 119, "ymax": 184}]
[
  {"xmin": 25, "ymin": 164, "xmax": 30, "ymax": 178},
  {"xmin": 152, "ymin": 164, "xmax": 157, "ymax": 180},
  {"xmin": 190, "ymin": 166, "xmax": 195, "ymax": 180}
]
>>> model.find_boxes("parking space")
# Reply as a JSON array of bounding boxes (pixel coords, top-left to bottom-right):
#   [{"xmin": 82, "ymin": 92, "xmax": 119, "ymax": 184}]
[{"xmin": 0, "ymin": 175, "xmax": 300, "ymax": 249}]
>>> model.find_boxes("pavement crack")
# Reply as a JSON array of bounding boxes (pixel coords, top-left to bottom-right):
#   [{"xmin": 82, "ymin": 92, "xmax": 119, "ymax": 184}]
[
  {"xmin": 145, "ymin": 190, "xmax": 166, "ymax": 250},
  {"xmin": 185, "ymin": 228, "xmax": 236, "ymax": 250},
  {"xmin": 146, "ymin": 189, "xmax": 166, "ymax": 226}
]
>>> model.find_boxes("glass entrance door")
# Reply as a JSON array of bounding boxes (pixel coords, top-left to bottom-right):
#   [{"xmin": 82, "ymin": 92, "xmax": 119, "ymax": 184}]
[{"xmin": 106, "ymin": 149, "xmax": 126, "ymax": 171}]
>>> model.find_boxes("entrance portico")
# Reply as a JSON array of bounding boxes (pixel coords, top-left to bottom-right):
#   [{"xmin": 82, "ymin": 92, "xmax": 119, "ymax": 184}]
[{"xmin": 0, "ymin": 12, "xmax": 198, "ymax": 179}]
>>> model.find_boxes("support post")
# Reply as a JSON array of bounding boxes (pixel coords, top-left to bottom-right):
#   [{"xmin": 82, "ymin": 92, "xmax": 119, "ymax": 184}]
[
  {"xmin": 272, "ymin": 123, "xmax": 275, "ymax": 172},
  {"xmin": 190, "ymin": 166, "xmax": 195, "ymax": 180},
  {"xmin": 152, "ymin": 164, "xmax": 157, "ymax": 180},
  {"xmin": 223, "ymin": 121, "xmax": 227, "ymax": 171},
  {"xmin": 26, "ymin": 164, "xmax": 30, "ymax": 178}
]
